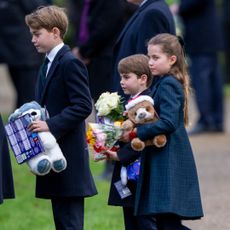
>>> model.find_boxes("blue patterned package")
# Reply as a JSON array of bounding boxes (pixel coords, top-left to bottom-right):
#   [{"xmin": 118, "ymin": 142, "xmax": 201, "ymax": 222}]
[
  {"xmin": 4, "ymin": 114, "xmax": 45, "ymax": 164},
  {"xmin": 126, "ymin": 158, "xmax": 141, "ymax": 181}
]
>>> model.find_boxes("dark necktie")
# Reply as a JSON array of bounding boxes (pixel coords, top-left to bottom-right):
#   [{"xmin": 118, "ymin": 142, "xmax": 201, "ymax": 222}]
[
  {"xmin": 40, "ymin": 57, "xmax": 49, "ymax": 90},
  {"xmin": 79, "ymin": 0, "xmax": 91, "ymax": 44}
]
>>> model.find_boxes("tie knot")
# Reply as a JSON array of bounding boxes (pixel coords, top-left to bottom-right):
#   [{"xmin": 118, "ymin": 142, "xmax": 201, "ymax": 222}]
[{"xmin": 44, "ymin": 57, "xmax": 49, "ymax": 65}]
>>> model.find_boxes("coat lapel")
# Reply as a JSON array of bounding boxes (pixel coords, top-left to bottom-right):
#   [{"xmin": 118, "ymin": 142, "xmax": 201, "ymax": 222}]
[{"xmin": 40, "ymin": 45, "xmax": 70, "ymax": 104}]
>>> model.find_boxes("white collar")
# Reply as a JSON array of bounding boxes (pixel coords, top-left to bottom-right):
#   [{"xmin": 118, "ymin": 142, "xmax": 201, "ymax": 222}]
[
  {"xmin": 46, "ymin": 42, "xmax": 64, "ymax": 63},
  {"xmin": 140, "ymin": 0, "xmax": 148, "ymax": 7}
]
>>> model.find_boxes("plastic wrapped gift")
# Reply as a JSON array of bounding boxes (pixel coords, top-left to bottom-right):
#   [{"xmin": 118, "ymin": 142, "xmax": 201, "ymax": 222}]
[
  {"xmin": 86, "ymin": 122, "xmax": 122, "ymax": 161},
  {"xmin": 126, "ymin": 158, "xmax": 141, "ymax": 181},
  {"xmin": 4, "ymin": 114, "xmax": 44, "ymax": 164}
]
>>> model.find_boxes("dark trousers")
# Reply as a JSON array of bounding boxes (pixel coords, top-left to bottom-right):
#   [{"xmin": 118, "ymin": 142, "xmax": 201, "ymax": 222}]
[
  {"xmin": 51, "ymin": 197, "xmax": 84, "ymax": 230},
  {"xmin": 189, "ymin": 54, "xmax": 224, "ymax": 129},
  {"xmin": 123, "ymin": 207, "xmax": 157, "ymax": 230},
  {"xmin": 87, "ymin": 56, "xmax": 113, "ymax": 101}
]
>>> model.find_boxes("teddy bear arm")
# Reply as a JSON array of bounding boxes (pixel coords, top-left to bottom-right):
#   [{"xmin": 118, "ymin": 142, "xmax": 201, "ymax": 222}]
[
  {"xmin": 131, "ymin": 137, "xmax": 145, "ymax": 151},
  {"xmin": 153, "ymin": 134, "xmax": 167, "ymax": 147}
]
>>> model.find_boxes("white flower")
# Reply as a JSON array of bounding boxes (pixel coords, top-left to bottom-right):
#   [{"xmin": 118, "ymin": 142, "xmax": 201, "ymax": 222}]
[
  {"xmin": 96, "ymin": 103, "xmax": 110, "ymax": 116},
  {"xmin": 107, "ymin": 92, "xmax": 119, "ymax": 109},
  {"xmin": 95, "ymin": 92, "xmax": 121, "ymax": 116}
]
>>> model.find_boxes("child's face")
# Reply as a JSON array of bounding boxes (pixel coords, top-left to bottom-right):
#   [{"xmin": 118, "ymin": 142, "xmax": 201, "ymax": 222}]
[
  {"xmin": 120, "ymin": 72, "xmax": 147, "ymax": 96},
  {"xmin": 29, "ymin": 28, "xmax": 59, "ymax": 54},
  {"xmin": 147, "ymin": 44, "xmax": 176, "ymax": 76}
]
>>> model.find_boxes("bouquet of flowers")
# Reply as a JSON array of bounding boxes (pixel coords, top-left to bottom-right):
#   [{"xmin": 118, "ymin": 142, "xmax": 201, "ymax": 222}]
[
  {"xmin": 86, "ymin": 92, "xmax": 125, "ymax": 161},
  {"xmin": 86, "ymin": 123, "xmax": 122, "ymax": 161}
]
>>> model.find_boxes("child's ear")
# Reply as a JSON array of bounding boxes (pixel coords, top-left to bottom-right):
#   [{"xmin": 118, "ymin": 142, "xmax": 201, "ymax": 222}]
[
  {"xmin": 169, "ymin": 55, "xmax": 177, "ymax": 65},
  {"xmin": 52, "ymin": 27, "xmax": 60, "ymax": 38},
  {"xmin": 140, "ymin": 74, "xmax": 148, "ymax": 82}
]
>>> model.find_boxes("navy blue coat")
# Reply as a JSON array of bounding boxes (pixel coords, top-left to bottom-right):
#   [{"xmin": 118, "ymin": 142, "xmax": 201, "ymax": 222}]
[
  {"xmin": 178, "ymin": 0, "xmax": 223, "ymax": 54},
  {"xmin": 35, "ymin": 45, "xmax": 97, "ymax": 198},
  {"xmin": 111, "ymin": 0, "xmax": 175, "ymax": 94},
  {"xmin": 135, "ymin": 76, "xmax": 204, "ymax": 219},
  {"xmin": 0, "ymin": 115, "xmax": 15, "ymax": 204},
  {"xmin": 108, "ymin": 89, "xmax": 151, "ymax": 207}
]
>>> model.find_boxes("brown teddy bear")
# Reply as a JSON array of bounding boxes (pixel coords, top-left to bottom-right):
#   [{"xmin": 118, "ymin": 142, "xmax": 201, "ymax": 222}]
[{"xmin": 121, "ymin": 95, "xmax": 167, "ymax": 151}]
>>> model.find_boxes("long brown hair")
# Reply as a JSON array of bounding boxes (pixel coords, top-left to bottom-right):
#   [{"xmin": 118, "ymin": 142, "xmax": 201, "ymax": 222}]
[{"xmin": 148, "ymin": 33, "xmax": 191, "ymax": 125}]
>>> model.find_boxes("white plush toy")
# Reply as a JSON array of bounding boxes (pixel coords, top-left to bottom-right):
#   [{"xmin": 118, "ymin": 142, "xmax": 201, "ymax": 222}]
[{"xmin": 8, "ymin": 101, "xmax": 67, "ymax": 176}]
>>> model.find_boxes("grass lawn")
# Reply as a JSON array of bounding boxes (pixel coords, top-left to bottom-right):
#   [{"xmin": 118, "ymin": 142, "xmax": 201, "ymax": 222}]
[{"xmin": 0, "ymin": 122, "xmax": 124, "ymax": 230}]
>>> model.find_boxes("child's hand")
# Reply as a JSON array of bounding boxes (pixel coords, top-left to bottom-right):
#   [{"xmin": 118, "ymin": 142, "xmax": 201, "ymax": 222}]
[
  {"xmin": 28, "ymin": 120, "xmax": 49, "ymax": 132},
  {"xmin": 120, "ymin": 128, "xmax": 132, "ymax": 143},
  {"xmin": 106, "ymin": 150, "xmax": 119, "ymax": 161},
  {"xmin": 120, "ymin": 127, "xmax": 137, "ymax": 143}
]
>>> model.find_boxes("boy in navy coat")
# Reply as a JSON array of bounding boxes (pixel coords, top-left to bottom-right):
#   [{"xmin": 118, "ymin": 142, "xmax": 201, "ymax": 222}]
[{"xmin": 25, "ymin": 5, "xmax": 97, "ymax": 230}]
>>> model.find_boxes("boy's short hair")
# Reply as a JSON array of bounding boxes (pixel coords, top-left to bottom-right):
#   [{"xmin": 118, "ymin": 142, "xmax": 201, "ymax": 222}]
[
  {"xmin": 118, "ymin": 54, "xmax": 153, "ymax": 88},
  {"xmin": 25, "ymin": 5, "xmax": 68, "ymax": 39}
]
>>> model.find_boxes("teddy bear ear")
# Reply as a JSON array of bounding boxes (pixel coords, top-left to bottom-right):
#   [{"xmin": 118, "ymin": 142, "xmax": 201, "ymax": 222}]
[{"xmin": 8, "ymin": 109, "xmax": 21, "ymax": 122}]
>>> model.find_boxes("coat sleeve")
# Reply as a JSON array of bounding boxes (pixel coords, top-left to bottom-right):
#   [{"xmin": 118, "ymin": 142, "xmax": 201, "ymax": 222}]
[
  {"xmin": 46, "ymin": 58, "xmax": 92, "ymax": 140},
  {"xmin": 137, "ymin": 78, "xmax": 183, "ymax": 141},
  {"xmin": 117, "ymin": 143, "xmax": 141, "ymax": 166}
]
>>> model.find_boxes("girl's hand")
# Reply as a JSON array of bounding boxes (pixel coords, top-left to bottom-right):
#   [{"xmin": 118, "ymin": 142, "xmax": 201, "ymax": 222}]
[
  {"xmin": 106, "ymin": 150, "xmax": 120, "ymax": 161},
  {"xmin": 28, "ymin": 120, "xmax": 49, "ymax": 132}
]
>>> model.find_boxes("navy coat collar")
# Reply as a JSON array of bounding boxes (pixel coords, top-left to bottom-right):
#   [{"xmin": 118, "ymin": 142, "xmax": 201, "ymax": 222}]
[{"xmin": 39, "ymin": 45, "xmax": 70, "ymax": 104}]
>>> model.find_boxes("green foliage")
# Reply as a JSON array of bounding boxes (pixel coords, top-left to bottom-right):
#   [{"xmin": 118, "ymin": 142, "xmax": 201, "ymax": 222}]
[
  {"xmin": 225, "ymin": 84, "xmax": 230, "ymax": 97},
  {"xmin": 0, "ymin": 149, "xmax": 124, "ymax": 229}
]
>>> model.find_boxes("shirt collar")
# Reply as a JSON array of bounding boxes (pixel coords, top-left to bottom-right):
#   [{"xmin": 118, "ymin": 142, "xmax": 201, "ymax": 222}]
[
  {"xmin": 46, "ymin": 42, "xmax": 64, "ymax": 62},
  {"xmin": 140, "ymin": 0, "xmax": 148, "ymax": 7}
]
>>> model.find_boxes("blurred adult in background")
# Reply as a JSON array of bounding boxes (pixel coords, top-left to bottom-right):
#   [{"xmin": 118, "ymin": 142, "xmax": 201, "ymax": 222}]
[
  {"xmin": 171, "ymin": 0, "xmax": 224, "ymax": 135},
  {"xmin": 67, "ymin": 0, "xmax": 137, "ymax": 181},
  {"xmin": 0, "ymin": 0, "xmax": 50, "ymax": 109},
  {"xmin": 111, "ymin": 0, "xmax": 175, "ymax": 98},
  {"xmin": 0, "ymin": 115, "xmax": 14, "ymax": 204},
  {"xmin": 69, "ymin": 0, "xmax": 125, "ymax": 102},
  {"xmin": 223, "ymin": 0, "xmax": 230, "ymax": 83}
]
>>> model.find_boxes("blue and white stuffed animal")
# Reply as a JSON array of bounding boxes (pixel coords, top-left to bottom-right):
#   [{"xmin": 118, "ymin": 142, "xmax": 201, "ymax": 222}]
[{"xmin": 9, "ymin": 101, "xmax": 67, "ymax": 176}]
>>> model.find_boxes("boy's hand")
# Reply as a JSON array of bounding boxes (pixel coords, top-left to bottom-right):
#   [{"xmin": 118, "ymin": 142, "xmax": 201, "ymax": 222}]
[
  {"xmin": 28, "ymin": 120, "xmax": 49, "ymax": 132},
  {"xmin": 120, "ymin": 128, "xmax": 132, "ymax": 143},
  {"xmin": 105, "ymin": 150, "xmax": 119, "ymax": 161}
]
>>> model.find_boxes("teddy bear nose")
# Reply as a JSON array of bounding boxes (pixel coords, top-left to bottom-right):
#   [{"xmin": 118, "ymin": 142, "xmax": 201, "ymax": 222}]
[{"xmin": 138, "ymin": 112, "xmax": 146, "ymax": 119}]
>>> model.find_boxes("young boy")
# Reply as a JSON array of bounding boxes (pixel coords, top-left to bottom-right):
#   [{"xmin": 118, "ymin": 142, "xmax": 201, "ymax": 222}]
[
  {"xmin": 25, "ymin": 5, "xmax": 97, "ymax": 230},
  {"xmin": 106, "ymin": 54, "xmax": 157, "ymax": 229}
]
